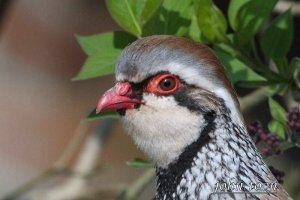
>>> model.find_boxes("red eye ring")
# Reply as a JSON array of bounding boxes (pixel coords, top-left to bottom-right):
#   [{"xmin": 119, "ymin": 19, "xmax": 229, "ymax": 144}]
[{"xmin": 145, "ymin": 74, "xmax": 182, "ymax": 95}]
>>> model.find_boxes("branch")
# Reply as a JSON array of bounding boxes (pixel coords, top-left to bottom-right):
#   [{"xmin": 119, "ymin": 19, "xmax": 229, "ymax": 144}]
[
  {"xmin": 3, "ymin": 169, "xmax": 65, "ymax": 200},
  {"xmin": 117, "ymin": 168, "xmax": 155, "ymax": 200},
  {"xmin": 239, "ymin": 87, "xmax": 268, "ymax": 113},
  {"xmin": 54, "ymin": 119, "xmax": 90, "ymax": 170},
  {"xmin": 274, "ymin": 0, "xmax": 300, "ymax": 15}
]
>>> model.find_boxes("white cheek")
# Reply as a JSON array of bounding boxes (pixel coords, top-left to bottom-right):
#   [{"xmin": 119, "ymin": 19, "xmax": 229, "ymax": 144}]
[
  {"xmin": 214, "ymin": 88, "xmax": 243, "ymax": 124},
  {"xmin": 121, "ymin": 94, "xmax": 205, "ymax": 168}
]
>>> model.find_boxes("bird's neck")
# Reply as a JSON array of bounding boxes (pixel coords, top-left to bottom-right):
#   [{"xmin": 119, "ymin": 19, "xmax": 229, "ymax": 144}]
[{"xmin": 156, "ymin": 109, "xmax": 275, "ymax": 200}]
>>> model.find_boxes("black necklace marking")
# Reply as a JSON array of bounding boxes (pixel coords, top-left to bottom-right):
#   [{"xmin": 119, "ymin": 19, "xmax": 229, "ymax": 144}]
[{"xmin": 156, "ymin": 110, "xmax": 216, "ymax": 199}]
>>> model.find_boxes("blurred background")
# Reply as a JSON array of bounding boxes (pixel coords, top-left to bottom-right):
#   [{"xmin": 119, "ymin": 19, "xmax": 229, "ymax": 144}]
[
  {"xmin": 0, "ymin": 0, "xmax": 149, "ymax": 199},
  {"xmin": 0, "ymin": 0, "xmax": 299, "ymax": 200}
]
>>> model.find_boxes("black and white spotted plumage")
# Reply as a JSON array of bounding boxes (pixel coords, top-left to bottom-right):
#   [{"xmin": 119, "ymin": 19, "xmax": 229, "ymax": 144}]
[
  {"xmin": 154, "ymin": 87, "xmax": 274, "ymax": 200},
  {"xmin": 97, "ymin": 35, "xmax": 292, "ymax": 200}
]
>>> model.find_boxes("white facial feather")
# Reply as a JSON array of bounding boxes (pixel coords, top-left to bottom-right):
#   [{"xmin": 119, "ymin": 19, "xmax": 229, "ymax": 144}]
[{"xmin": 121, "ymin": 93, "xmax": 206, "ymax": 168}]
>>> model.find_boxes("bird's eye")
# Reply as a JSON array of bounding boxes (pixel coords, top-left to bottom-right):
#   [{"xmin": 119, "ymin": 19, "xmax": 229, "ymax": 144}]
[
  {"xmin": 159, "ymin": 77, "xmax": 176, "ymax": 91},
  {"xmin": 145, "ymin": 74, "xmax": 181, "ymax": 95}
]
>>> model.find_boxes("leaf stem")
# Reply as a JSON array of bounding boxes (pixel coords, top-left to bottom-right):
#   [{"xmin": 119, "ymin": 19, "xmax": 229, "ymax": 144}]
[
  {"xmin": 226, "ymin": 42, "xmax": 266, "ymax": 73},
  {"xmin": 251, "ymin": 39, "xmax": 265, "ymax": 68}
]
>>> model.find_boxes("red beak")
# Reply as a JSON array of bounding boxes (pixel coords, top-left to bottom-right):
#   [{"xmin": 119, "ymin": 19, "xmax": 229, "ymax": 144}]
[{"xmin": 96, "ymin": 82, "xmax": 142, "ymax": 113}]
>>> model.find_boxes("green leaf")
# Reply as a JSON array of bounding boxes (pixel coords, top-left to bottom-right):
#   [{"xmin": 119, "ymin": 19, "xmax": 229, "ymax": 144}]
[
  {"xmin": 268, "ymin": 120, "xmax": 286, "ymax": 139},
  {"xmin": 268, "ymin": 98, "xmax": 287, "ymax": 125},
  {"xmin": 290, "ymin": 57, "xmax": 300, "ymax": 72},
  {"xmin": 73, "ymin": 50, "xmax": 120, "ymax": 80},
  {"xmin": 86, "ymin": 109, "xmax": 119, "ymax": 121},
  {"xmin": 260, "ymin": 9, "xmax": 293, "ymax": 60},
  {"xmin": 196, "ymin": 0, "xmax": 227, "ymax": 43},
  {"xmin": 187, "ymin": 15, "xmax": 208, "ymax": 43},
  {"xmin": 237, "ymin": 80, "xmax": 270, "ymax": 88},
  {"xmin": 139, "ymin": 0, "xmax": 163, "ymax": 25},
  {"xmin": 291, "ymin": 57, "xmax": 300, "ymax": 90},
  {"xmin": 126, "ymin": 158, "xmax": 154, "ymax": 168},
  {"xmin": 73, "ymin": 32, "xmax": 136, "ymax": 80},
  {"xmin": 76, "ymin": 32, "xmax": 136, "ymax": 56},
  {"xmin": 228, "ymin": 0, "xmax": 250, "ymax": 31},
  {"xmin": 235, "ymin": 0, "xmax": 279, "ymax": 45},
  {"xmin": 142, "ymin": 0, "xmax": 193, "ymax": 36},
  {"xmin": 106, "ymin": 0, "xmax": 141, "ymax": 36},
  {"xmin": 268, "ymin": 82, "xmax": 290, "ymax": 96},
  {"xmin": 106, "ymin": 0, "xmax": 162, "ymax": 36},
  {"xmin": 277, "ymin": 141, "xmax": 294, "ymax": 151},
  {"xmin": 214, "ymin": 48, "xmax": 266, "ymax": 84},
  {"xmin": 214, "ymin": 43, "xmax": 240, "ymax": 58}
]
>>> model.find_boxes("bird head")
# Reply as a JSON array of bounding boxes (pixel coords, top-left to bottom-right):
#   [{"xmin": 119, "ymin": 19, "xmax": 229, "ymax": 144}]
[{"xmin": 97, "ymin": 36, "xmax": 242, "ymax": 168}]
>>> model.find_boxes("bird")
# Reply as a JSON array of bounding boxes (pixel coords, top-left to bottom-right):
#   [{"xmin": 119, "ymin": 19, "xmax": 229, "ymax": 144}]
[{"xmin": 96, "ymin": 35, "xmax": 292, "ymax": 200}]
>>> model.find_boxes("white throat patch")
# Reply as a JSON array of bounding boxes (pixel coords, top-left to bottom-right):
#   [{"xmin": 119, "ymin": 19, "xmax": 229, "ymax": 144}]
[{"xmin": 121, "ymin": 93, "xmax": 206, "ymax": 168}]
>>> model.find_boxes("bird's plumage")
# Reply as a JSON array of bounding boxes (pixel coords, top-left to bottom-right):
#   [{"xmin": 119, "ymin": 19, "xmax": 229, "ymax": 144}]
[{"xmin": 97, "ymin": 35, "xmax": 292, "ymax": 199}]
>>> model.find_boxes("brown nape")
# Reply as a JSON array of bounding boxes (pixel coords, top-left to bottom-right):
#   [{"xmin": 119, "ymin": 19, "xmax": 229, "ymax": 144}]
[{"xmin": 137, "ymin": 35, "xmax": 240, "ymax": 109}]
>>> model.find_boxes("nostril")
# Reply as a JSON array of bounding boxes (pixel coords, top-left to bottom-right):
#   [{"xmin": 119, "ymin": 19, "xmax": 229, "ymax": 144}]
[{"xmin": 115, "ymin": 82, "xmax": 132, "ymax": 96}]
